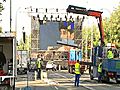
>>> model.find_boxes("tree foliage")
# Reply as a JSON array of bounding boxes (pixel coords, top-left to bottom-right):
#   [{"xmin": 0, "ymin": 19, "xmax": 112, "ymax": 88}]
[
  {"xmin": 0, "ymin": 27, "xmax": 2, "ymax": 33},
  {"xmin": 0, "ymin": 2, "xmax": 4, "ymax": 32},
  {"xmin": 17, "ymin": 35, "xmax": 30, "ymax": 51},
  {"xmin": 0, "ymin": 2, "xmax": 4, "ymax": 14},
  {"xmin": 103, "ymin": 4, "xmax": 120, "ymax": 48}
]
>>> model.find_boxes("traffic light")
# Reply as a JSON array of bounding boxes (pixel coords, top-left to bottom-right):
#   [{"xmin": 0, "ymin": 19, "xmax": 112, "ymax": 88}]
[{"xmin": 23, "ymin": 32, "xmax": 25, "ymax": 43}]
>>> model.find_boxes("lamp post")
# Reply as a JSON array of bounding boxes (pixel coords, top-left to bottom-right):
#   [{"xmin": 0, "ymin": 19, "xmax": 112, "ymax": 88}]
[
  {"xmin": 10, "ymin": 0, "xmax": 12, "ymax": 32},
  {"xmin": 15, "ymin": 7, "xmax": 21, "ymax": 34}
]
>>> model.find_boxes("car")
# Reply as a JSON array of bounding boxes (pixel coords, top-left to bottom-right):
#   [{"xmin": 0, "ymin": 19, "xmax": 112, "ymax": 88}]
[
  {"xmin": 17, "ymin": 63, "xmax": 27, "ymax": 74},
  {"xmin": 46, "ymin": 61, "xmax": 57, "ymax": 71},
  {"xmin": 29, "ymin": 58, "xmax": 37, "ymax": 72}
]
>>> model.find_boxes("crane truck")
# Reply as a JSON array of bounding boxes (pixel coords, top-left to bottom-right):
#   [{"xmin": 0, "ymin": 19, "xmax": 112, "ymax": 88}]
[
  {"xmin": 0, "ymin": 32, "xmax": 17, "ymax": 89},
  {"xmin": 66, "ymin": 5, "xmax": 120, "ymax": 83},
  {"xmin": 66, "ymin": 5, "xmax": 105, "ymax": 74}
]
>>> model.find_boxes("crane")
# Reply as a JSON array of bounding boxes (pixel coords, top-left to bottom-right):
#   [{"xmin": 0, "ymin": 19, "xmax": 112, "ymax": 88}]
[{"xmin": 67, "ymin": 5, "xmax": 105, "ymax": 46}]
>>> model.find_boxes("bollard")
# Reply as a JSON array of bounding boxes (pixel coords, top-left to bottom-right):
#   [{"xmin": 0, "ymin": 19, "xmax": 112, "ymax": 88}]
[
  {"xmin": 41, "ymin": 70, "xmax": 47, "ymax": 80},
  {"xmin": 34, "ymin": 71, "xmax": 37, "ymax": 81},
  {"xmin": 59, "ymin": 65, "xmax": 61, "ymax": 71}
]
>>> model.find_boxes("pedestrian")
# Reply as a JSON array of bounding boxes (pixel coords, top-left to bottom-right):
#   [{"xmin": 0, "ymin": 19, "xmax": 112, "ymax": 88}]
[
  {"xmin": 98, "ymin": 59, "xmax": 102, "ymax": 82},
  {"xmin": 107, "ymin": 48, "xmax": 114, "ymax": 59},
  {"xmin": 40, "ymin": 54, "xmax": 44, "ymax": 69},
  {"xmin": 74, "ymin": 60, "xmax": 81, "ymax": 87},
  {"xmin": 36, "ymin": 54, "xmax": 42, "ymax": 79}
]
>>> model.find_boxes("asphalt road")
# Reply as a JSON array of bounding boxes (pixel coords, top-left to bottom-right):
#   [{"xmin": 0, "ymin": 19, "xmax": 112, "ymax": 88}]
[
  {"xmin": 15, "ymin": 70, "xmax": 120, "ymax": 90},
  {"xmin": 15, "ymin": 70, "xmax": 90, "ymax": 90}
]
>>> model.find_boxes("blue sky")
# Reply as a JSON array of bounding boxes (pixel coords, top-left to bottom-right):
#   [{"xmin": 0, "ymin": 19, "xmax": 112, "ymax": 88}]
[{"xmin": 0, "ymin": 0, "xmax": 120, "ymax": 40}]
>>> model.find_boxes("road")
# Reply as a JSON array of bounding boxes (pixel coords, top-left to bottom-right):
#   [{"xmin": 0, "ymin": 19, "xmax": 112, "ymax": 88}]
[{"xmin": 15, "ymin": 70, "xmax": 120, "ymax": 90}]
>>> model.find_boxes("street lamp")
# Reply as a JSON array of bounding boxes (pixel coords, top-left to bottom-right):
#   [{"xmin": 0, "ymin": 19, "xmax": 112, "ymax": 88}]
[
  {"xmin": 15, "ymin": 7, "xmax": 21, "ymax": 33},
  {"xmin": 15, "ymin": 7, "xmax": 22, "ymax": 47},
  {"xmin": 10, "ymin": 0, "xmax": 12, "ymax": 32}
]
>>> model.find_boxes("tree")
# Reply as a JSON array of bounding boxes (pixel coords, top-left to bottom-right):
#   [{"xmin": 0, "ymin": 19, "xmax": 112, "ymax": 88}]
[
  {"xmin": 0, "ymin": 27, "xmax": 2, "ymax": 33},
  {"xmin": 110, "ymin": 4, "xmax": 120, "ymax": 48},
  {"xmin": 103, "ymin": 17, "xmax": 111, "ymax": 44},
  {"xmin": 82, "ymin": 24, "xmax": 100, "ymax": 59},
  {"xmin": 0, "ymin": 2, "xmax": 4, "ymax": 15},
  {"xmin": 103, "ymin": 4, "xmax": 120, "ymax": 48},
  {"xmin": 0, "ymin": 2, "xmax": 4, "ymax": 32},
  {"xmin": 17, "ymin": 35, "xmax": 30, "ymax": 51}
]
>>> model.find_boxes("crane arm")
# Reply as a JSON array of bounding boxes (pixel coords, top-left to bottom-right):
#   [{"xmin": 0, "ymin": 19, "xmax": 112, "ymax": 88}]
[{"xmin": 67, "ymin": 5, "xmax": 105, "ymax": 46}]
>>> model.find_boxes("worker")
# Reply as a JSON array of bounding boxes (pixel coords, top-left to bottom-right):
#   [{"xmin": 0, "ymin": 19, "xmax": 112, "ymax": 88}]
[
  {"xmin": 98, "ymin": 59, "xmax": 102, "ymax": 83},
  {"xmin": 107, "ymin": 48, "xmax": 114, "ymax": 59},
  {"xmin": 74, "ymin": 60, "xmax": 81, "ymax": 87},
  {"xmin": 36, "ymin": 54, "xmax": 42, "ymax": 79},
  {"xmin": 40, "ymin": 54, "xmax": 44, "ymax": 69}
]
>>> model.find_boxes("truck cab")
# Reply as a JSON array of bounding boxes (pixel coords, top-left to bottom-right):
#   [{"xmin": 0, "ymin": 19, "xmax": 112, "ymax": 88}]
[{"xmin": 68, "ymin": 49, "xmax": 85, "ymax": 74}]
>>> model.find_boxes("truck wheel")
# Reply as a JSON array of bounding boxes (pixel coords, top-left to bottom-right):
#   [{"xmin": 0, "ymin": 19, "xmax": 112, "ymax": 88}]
[
  {"xmin": 89, "ymin": 69, "xmax": 94, "ymax": 80},
  {"xmin": 68, "ymin": 66, "xmax": 70, "ymax": 73},
  {"xmin": 115, "ymin": 77, "xmax": 120, "ymax": 83},
  {"xmin": 90, "ymin": 74, "xmax": 94, "ymax": 80},
  {"xmin": 89, "ymin": 65, "xmax": 91, "ymax": 74},
  {"xmin": 105, "ymin": 77, "xmax": 110, "ymax": 82},
  {"xmin": 116, "ymin": 80, "xmax": 120, "ymax": 83},
  {"xmin": 102, "ymin": 71, "xmax": 109, "ymax": 82}
]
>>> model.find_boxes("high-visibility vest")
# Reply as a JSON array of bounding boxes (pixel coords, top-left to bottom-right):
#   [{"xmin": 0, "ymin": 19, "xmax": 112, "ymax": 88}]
[
  {"xmin": 75, "ymin": 63, "xmax": 80, "ymax": 74},
  {"xmin": 107, "ymin": 50, "xmax": 114, "ymax": 59},
  {"xmin": 98, "ymin": 62, "xmax": 102, "ymax": 73},
  {"xmin": 36, "ymin": 59, "xmax": 41, "ymax": 68}
]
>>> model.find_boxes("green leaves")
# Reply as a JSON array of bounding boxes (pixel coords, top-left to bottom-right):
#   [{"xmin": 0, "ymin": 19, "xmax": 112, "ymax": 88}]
[
  {"xmin": 0, "ymin": 2, "xmax": 4, "ymax": 14},
  {"xmin": 103, "ymin": 4, "xmax": 120, "ymax": 48}
]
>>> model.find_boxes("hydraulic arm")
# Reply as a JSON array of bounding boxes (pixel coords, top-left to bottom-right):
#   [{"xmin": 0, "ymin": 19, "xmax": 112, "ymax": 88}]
[{"xmin": 67, "ymin": 5, "xmax": 105, "ymax": 46}]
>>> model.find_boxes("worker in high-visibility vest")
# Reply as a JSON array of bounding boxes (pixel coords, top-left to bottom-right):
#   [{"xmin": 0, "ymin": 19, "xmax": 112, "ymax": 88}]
[
  {"xmin": 36, "ymin": 54, "xmax": 42, "ymax": 79},
  {"xmin": 107, "ymin": 48, "xmax": 114, "ymax": 59},
  {"xmin": 74, "ymin": 60, "xmax": 81, "ymax": 87},
  {"xmin": 98, "ymin": 59, "xmax": 102, "ymax": 82}
]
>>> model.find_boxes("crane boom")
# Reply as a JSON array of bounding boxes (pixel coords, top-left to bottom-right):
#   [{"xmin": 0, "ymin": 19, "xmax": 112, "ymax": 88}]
[{"xmin": 67, "ymin": 5, "xmax": 105, "ymax": 46}]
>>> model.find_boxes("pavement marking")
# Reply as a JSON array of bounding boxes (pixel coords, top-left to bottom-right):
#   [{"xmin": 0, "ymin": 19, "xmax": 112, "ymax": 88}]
[
  {"xmin": 54, "ymin": 73, "xmax": 68, "ymax": 78},
  {"xmin": 54, "ymin": 86, "xmax": 58, "ymax": 90},
  {"xmin": 53, "ymin": 73, "xmax": 97, "ymax": 90},
  {"xmin": 53, "ymin": 72, "xmax": 86, "ymax": 84},
  {"xmin": 82, "ymin": 86, "xmax": 96, "ymax": 90}
]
